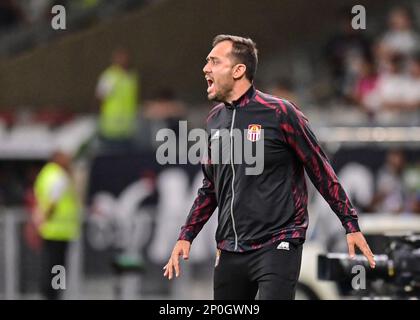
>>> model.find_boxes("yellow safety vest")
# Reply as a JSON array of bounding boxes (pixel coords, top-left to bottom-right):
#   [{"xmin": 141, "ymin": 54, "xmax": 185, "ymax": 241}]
[
  {"xmin": 34, "ymin": 162, "xmax": 81, "ymax": 241},
  {"xmin": 99, "ymin": 65, "xmax": 138, "ymax": 139}
]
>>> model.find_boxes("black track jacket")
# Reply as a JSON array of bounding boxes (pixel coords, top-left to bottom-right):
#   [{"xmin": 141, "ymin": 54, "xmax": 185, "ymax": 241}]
[{"xmin": 178, "ymin": 85, "xmax": 360, "ymax": 252}]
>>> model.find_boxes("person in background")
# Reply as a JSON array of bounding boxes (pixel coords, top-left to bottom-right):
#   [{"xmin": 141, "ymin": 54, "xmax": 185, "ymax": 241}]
[
  {"xmin": 143, "ymin": 88, "xmax": 186, "ymax": 125},
  {"xmin": 325, "ymin": 6, "xmax": 372, "ymax": 101},
  {"xmin": 377, "ymin": 6, "xmax": 420, "ymax": 66},
  {"xmin": 95, "ymin": 47, "xmax": 139, "ymax": 151},
  {"xmin": 402, "ymin": 53, "xmax": 420, "ymax": 110},
  {"xmin": 372, "ymin": 149, "xmax": 408, "ymax": 214},
  {"xmin": 140, "ymin": 88, "xmax": 187, "ymax": 150},
  {"xmin": 351, "ymin": 56, "xmax": 379, "ymax": 116},
  {"xmin": 144, "ymin": 88, "xmax": 186, "ymax": 132},
  {"xmin": 33, "ymin": 150, "xmax": 81, "ymax": 300},
  {"xmin": 374, "ymin": 53, "xmax": 408, "ymax": 112}
]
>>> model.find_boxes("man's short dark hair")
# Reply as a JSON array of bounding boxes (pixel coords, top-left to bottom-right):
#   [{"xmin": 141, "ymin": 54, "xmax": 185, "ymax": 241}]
[{"xmin": 212, "ymin": 34, "xmax": 258, "ymax": 82}]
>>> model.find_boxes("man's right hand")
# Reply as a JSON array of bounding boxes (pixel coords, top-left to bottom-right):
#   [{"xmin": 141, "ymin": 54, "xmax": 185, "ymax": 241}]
[{"xmin": 163, "ymin": 240, "xmax": 191, "ymax": 280}]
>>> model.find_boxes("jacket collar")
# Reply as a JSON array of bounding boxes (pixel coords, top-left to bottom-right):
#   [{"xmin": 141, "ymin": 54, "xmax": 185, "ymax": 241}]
[{"xmin": 224, "ymin": 84, "xmax": 256, "ymax": 109}]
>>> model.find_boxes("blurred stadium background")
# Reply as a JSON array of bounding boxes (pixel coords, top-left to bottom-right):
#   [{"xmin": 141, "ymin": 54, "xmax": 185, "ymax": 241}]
[{"xmin": 1, "ymin": 0, "xmax": 420, "ymax": 300}]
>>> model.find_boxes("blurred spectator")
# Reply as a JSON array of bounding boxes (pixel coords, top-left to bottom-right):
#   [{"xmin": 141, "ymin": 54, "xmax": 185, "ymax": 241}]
[
  {"xmin": 33, "ymin": 150, "xmax": 81, "ymax": 300},
  {"xmin": 144, "ymin": 88, "xmax": 186, "ymax": 122},
  {"xmin": 18, "ymin": 0, "xmax": 49, "ymax": 24},
  {"xmin": 266, "ymin": 78, "xmax": 298, "ymax": 104},
  {"xmin": 144, "ymin": 88, "xmax": 186, "ymax": 131},
  {"xmin": 355, "ymin": 51, "xmax": 420, "ymax": 117},
  {"xmin": 377, "ymin": 6, "xmax": 420, "ymax": 67},
  {"xmin": 325, "ymin": 6, "xmax": 372, "ymax": 101},
  {"xmin": 373, "ymin": 53, "xmax": 408, "ymax": 112},
  {"xmin": 141, "ymin": 88, "xmax": 187, "ymax": 150},
  {"xmin": 402, "ymin": 52, "xmax": 420, "ymax": 110},
  {"xmin": 95, "ymin": 47, "xmax": 139, "ymax": 151},
  {"xmin": 351, "ymin": 56, "xmax": 379, "ymax": 114},
  {"xmin": 372, "ymin": 149, "xmax": 408, "ymax": 214},
  {"xmin": 338, "ymin": 162, "xmax": 374, "ymax": 213},
  {"xmin": 0, "ymin": 0, "xmax": 26, "ymax": 29}
]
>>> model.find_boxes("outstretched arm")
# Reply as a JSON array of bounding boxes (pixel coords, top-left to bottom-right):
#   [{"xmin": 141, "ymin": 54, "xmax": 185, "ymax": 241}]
[{"xmin": 279, "ymin": 101, "xmax": 375, "ymax": 268}]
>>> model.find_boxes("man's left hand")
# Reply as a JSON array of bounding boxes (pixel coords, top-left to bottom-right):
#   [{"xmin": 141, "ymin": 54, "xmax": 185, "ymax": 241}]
[{"xmin": 346, "ymin": 231, "xmax": 376, "ymax": 268}]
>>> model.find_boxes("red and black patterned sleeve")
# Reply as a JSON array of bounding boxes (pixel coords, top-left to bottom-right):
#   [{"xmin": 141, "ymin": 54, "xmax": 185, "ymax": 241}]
[
  {"xmin": 177, "ymin": 162, "xmax": 218, "ymax": 243},
  {"xmin": 279, "ymin": 101, "xmax": 360, "ymax": 234}
]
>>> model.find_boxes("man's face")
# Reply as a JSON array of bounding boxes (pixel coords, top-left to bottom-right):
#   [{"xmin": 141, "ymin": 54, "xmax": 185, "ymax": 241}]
[
  {"xmin": 53, "ymin": 151, "xmax": 71, "ymax": 171},
  {"xmin": 113, "ymin": 50, "xmax": 130, "ymax": 69},
  {"xmin": 203, "ymin": 41, "xmax": 236, "ymax": 102},
  {"xmin": 389, "ymin": 9, "xmax": 410, "ymax": 31}
]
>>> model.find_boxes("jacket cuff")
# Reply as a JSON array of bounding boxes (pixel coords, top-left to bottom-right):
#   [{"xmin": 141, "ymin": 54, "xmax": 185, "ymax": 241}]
[
  {"xmin": 343, "ymin": 219, "xmax": 361, "ymax": 234},
  {"xmin": 178, "ymin": 228, "xmax": 195, "ymax": 243}
]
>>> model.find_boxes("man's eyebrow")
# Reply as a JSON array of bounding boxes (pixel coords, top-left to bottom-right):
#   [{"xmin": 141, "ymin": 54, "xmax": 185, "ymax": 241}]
[{"xmin": 206, "ymin": 56, "xmax": 219, "ymax": 62}]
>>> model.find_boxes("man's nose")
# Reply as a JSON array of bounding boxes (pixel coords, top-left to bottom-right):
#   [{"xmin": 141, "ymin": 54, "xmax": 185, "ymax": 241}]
[{"xmin": 203, "ymin": 62, "xmax": 210, "ymax": 74}]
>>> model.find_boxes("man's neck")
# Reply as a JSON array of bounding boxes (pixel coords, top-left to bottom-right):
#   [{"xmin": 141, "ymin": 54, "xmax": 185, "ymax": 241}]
[{"xmin": 225, "ymin": 81, "xmax": 253, "ymax": 104}]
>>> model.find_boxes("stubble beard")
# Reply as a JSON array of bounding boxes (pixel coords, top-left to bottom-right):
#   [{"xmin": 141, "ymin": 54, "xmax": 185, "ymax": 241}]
[{"xmin": 207, "ymin": 84, "xmax": 232, "ymax": 103}]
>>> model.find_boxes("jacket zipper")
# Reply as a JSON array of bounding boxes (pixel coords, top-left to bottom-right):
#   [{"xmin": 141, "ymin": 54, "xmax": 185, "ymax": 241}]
[{"xmin": 230, "ymin": 108, "xmax": 239, "ymax": 251}]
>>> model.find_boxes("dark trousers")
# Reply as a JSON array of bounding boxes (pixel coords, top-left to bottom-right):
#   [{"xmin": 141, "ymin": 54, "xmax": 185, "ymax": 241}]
[
  {"xmin": 41, "ymin": 240, "xmax": 69, "ymax": 300},
  {"xmin": 214, "ymin": 239, "xmax": 303, "ymax": 300}
]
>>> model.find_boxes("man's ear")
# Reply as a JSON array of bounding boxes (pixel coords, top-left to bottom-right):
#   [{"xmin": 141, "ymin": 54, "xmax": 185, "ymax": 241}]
[{"xmin": 232, "ymin": 64, "xmax": 246, "ymax": 79}]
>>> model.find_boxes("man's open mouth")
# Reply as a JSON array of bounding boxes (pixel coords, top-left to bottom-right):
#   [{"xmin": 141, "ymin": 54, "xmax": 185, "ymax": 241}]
[{"xmin": 206, "ymin": 78, "xmax": 214, "ymax": 93}]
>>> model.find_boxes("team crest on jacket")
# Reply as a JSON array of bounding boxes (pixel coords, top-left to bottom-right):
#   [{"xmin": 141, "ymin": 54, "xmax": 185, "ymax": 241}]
[{"xmin": 247, "ymin": 124, "xmax": 262, "ymax": 142}]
